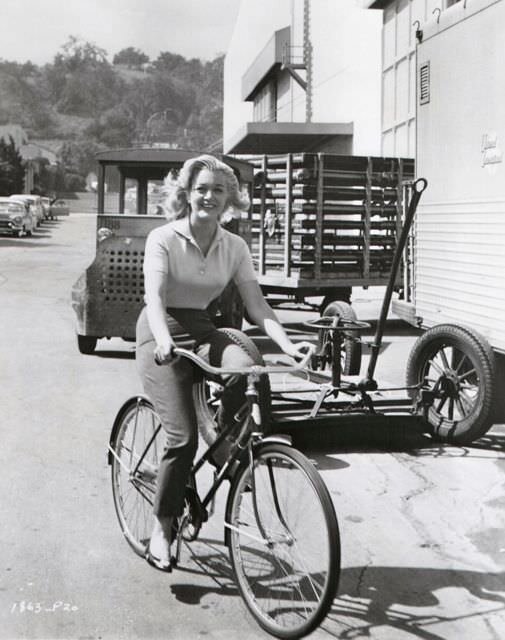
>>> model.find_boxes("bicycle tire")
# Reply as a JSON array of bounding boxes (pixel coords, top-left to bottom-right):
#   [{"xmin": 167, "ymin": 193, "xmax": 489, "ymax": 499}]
[
  {"xmin": 226, "ymin": 443, "xmax": 340, "ymax": 639},
  {"xmin": 110, "ymin": 397, "xmax": 164, "ymax": 556}
]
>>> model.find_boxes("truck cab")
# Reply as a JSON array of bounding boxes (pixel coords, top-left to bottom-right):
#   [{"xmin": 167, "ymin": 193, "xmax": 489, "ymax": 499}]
[{"xmin": 71, "ymin": 148, "xmax": 253, "ymax": 354}]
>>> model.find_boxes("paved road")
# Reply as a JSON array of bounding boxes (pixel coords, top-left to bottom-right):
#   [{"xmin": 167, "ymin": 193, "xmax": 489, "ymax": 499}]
[{"xmin": 1, "ymin": 215, "xmax": 504, "ymax": 640}]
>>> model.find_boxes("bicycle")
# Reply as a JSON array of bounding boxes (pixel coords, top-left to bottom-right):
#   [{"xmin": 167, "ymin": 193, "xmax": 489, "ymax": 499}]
[{"xmin": 108, "ymin": 339, "xmax": 340, "ymax": 639}]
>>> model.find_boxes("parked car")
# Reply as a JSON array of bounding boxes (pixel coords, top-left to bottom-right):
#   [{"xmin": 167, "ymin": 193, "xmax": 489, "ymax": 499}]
[
  {"xmin": 50, "ymin": 199, "xmax": 70, "ymax": 218},
  {"xmin": 0, "ymin": 197, "xmax": 35, "ymax": 237},
  {"xmin": 40, "ymin": 196, "xmax": 52, "ymax": 220},
  {"xmin": 9, "ymin": 195, "xmax": 44, "ymax": 227}
]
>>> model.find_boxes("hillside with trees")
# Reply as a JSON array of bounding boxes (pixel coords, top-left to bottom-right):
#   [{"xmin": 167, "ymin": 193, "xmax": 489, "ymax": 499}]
[{"xmin": 0, "ymin": 36, "xmax": 224, "ymax": 192}]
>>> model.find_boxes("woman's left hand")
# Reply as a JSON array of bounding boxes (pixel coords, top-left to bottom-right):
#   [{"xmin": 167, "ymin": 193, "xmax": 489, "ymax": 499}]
[{"xmin": 283, "ymin": 341, "xmax": 315, "ymax": 362}]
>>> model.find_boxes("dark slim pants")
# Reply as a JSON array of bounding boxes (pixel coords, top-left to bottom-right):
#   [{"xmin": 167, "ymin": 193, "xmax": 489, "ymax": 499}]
[{"xmin": 136, "ymin": 307, "xmax": 255, "ymax": 517}]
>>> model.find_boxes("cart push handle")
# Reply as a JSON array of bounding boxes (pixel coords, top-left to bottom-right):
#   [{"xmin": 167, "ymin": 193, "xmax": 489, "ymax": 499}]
[{"xmin": 364, "ymin": 177, "xmax": 427, "ymax": 390}]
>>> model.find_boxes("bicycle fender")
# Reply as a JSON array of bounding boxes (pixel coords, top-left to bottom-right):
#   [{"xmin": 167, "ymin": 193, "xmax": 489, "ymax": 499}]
[
  {"xmin": 223, "ymin": 436, "xmax": 293, "ymax": 546},
  {"xmin": 107, "ymin": 394, "xmax": 153, "ymax": 465}
]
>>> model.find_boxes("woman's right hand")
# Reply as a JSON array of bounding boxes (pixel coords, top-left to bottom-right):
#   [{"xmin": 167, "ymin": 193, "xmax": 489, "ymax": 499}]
[{"xmin": 154, "ymin": 340, "xmax": 177, "ymax": 365}]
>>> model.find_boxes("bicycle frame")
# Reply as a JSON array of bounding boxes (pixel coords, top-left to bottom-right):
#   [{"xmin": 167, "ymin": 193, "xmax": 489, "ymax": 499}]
[{"xmin": 112, "ymin": 348, "xmax": 314, "ymax": 546}]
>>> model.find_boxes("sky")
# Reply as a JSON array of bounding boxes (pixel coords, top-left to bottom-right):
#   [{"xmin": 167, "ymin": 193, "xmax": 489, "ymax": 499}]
[{"xmin": 0, "ymin": 0, "xmax": 242, "ymax": 65}]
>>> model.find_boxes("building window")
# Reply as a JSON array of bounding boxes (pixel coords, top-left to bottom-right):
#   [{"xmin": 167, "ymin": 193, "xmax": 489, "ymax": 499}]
[{"xmin": 253, "ymin": 80, "xmax": 277, "ymax": 123}]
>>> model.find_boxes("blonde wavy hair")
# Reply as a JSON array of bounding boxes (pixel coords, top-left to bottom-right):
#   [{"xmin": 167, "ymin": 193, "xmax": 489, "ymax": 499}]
[{"xmin": 160, "ymin": 154, "xmax": 250, "ymax": 222}]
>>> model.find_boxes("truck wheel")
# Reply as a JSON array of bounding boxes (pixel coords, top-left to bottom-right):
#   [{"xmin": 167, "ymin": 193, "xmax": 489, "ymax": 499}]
[
  {"xmin": 406, "ymin": 324, "xmax": 495, "ymax": 444},
  {"xmin": 319, "ymin": 301, "xmax": 362, "ymax": 375},
  {"xmin": 194, "ymin": 328, "xmax": 271, "ymax": 458},
  {"xmin": 77, "ymin": 334, "xmax": 98, "ymax": 355}
]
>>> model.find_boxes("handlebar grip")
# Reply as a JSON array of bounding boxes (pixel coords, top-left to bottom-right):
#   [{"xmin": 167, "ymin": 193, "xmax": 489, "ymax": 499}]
[{"xmin": 154, "ymin": 345, "xmax": 176, "ymax": 366}]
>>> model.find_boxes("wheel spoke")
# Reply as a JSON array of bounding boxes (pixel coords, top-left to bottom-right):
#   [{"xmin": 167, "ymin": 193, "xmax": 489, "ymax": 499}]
[
  {"xmin": 439, "ymin": 348, "xmax": 451, "ymax": 371},
  {"xmin": 428, "ymin": 358, "xmax": 445, "ymax": 377},
  {"xmin": 459, "ymin": 389, "xmax": 476, "ymax": 413},
  {"xmin": 454, "ymin": 354, "xmax": 470, "ymax": 374},
  {"xmin": 455, "ymin": 397, "xmax": 467, "ymax": 418},
  {"xmin": 448, "ymin": 397, "xmax": 454, "ymax": 421},
  {"xmin": 436, "ymin": 396, "xmax": 448, "ymax": 413},
  {"xmin": 458, "ymin": 368, "xmax": 477, "ymax": 382}
]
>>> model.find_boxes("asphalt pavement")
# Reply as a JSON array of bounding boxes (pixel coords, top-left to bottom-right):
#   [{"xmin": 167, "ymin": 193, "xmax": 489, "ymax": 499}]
[{"xmin": 1, "ymin": 214, "xmax": 504, "ymax": 640}]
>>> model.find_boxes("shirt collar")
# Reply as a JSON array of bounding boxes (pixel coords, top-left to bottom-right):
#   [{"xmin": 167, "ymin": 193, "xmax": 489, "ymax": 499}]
[{"xmin": 172, "ymin": 216, "xmax": 224, "ymax": 248}]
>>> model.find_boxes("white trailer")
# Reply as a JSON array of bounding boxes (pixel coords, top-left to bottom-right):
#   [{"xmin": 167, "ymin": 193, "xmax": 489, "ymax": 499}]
[{"xmin": 394, "ymin": 0, "xmax": 504, "ymax": 442}]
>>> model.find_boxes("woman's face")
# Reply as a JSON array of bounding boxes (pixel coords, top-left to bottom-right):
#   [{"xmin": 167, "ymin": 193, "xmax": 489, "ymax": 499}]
[{"xmin": 189, "ymin": 169, "xmax": 229, "ymax": 221}]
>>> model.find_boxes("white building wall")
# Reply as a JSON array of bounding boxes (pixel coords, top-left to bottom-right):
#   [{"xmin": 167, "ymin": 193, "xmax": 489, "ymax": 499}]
[
  {"xmin": 310, "ymin": 1, "xmax": 382, "ymax": 155},
  {"xmin": 224, "ymin": 0, "xmax": 383, "ymax": 155},
  {"xmin": 223, "ymin": 1, "xmax": 293, "ymax": 147}
]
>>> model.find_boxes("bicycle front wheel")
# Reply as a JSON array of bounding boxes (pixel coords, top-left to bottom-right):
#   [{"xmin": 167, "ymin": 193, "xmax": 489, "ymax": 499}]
[
  {"xmin": 227, "ymin": 443, "xmax": 340, "ymax": 639},
  {"xmin": 110, "ymin": 398, "xmax": 164, "ymax": 556}
]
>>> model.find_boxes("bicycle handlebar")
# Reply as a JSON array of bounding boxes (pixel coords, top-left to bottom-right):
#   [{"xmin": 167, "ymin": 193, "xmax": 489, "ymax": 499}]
[{"xmin": 169, "ymin": 344, "xmax": 315, "ymax": 377}]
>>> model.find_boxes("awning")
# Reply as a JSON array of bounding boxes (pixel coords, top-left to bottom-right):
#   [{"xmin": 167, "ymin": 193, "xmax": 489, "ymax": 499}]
[{"xmin": 224, "ymin": 121, "xmax": 354, "ymax": 154}]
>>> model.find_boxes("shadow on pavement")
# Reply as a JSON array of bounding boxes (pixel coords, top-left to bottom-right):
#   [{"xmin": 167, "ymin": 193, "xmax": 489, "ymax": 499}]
[
  {"xmin": 283, "ymin": 416, "xmax": 505, "ymax": 459},
  {"xmin": 325, "ymin": 565, "xmax": 505, "ymax": 640},
  {"xmin": 170, "ymin": 536, "xmax": 505, "ymax": 640}
]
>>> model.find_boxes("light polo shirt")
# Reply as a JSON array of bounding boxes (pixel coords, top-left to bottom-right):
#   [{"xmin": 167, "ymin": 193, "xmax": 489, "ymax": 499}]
[{"xmin": 143, "ymin": 217, "xmax": 257, "ymax": 309}]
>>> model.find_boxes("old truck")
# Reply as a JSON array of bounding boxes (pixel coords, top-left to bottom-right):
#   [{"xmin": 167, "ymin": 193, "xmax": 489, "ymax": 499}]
[{"xmin": 71, "ymin": 148, "xmax": 254, "ymax": 354}]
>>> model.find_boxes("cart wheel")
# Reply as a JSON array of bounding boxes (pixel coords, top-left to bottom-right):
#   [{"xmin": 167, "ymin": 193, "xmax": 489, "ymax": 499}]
[
  {"xmin": 194, "ymin": 328, "xmax": 271, "ymax": 459},
  {"xmin": 406, "ymin": 324, "xmax": 495, "ymax": 444},
  {"xmin": 319, "ymin": 288, "xmax": 351, "ymax": 314},
  {"xmin": 77, "ymin": 334, "xmax": 98, "ymax": 355},
  {"xmin": 319, "ymin": 301, "xmax": 362, "ymax": 375}
]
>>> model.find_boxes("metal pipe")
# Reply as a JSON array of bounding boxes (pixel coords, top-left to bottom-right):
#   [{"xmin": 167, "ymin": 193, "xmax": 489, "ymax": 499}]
[{"xmin": 365, "ymin": 178, "xmax": 427, "ymax": 386}]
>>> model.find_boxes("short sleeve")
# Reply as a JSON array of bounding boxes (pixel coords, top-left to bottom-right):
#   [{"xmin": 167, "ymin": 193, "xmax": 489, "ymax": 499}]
[
  {"xmin": 233, "ymin": 237, "xmax": 257, "ymax": 284},
  {"xmin": 143, "ymin": 228, "xmax": 169, "ymax": 275}
]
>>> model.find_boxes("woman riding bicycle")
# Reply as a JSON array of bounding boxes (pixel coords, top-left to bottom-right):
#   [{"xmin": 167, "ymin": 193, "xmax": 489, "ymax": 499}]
[{"xmin": 136, "ymin": 154, "xmax": 312, "ymax": 572}]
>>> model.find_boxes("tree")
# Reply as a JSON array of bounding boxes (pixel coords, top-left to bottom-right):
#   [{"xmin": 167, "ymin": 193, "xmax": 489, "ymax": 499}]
[
  {"xmin": 113, "ymin": 47, "xmax": 149, "ymax": 69},
  {"xmin": 44, "ymin": 36, "xmax": 125, "ymax": 117},
  {"xmin": 56, "ymin": 35, "xmax": 108, "ymax": 72},
  {"xmin": 0, "ymin": 136, "xmax": 25, "ymax": 195},
  {"xmin": 58, "ymin": 139, "xmax": 105, "ymax": 181}
]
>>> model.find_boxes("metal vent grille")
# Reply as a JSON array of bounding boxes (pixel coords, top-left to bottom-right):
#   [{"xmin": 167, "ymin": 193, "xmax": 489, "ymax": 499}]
[
  {"xmin": 101, "ymin": 249, "xmax": 145, "ymax": 302},
  {"xmin": 419, "ymin": 61, "xmax": 430, "ymax": 105}
]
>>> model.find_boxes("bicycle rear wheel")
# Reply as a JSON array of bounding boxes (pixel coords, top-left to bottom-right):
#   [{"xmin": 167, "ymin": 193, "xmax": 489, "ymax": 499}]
[
  {"xmin": 110, "ymin": 398, "xmax": 164, "ymax": 556},
  {"xmin": 226, "ymin": 443, "xmax": 340, "ymax": 639}
]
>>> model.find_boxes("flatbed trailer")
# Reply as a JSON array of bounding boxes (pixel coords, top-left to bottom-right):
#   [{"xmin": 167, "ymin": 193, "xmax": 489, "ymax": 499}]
[{"xmin": 243, "ymin": 152, "xmax": 414, "ymax": 310}]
